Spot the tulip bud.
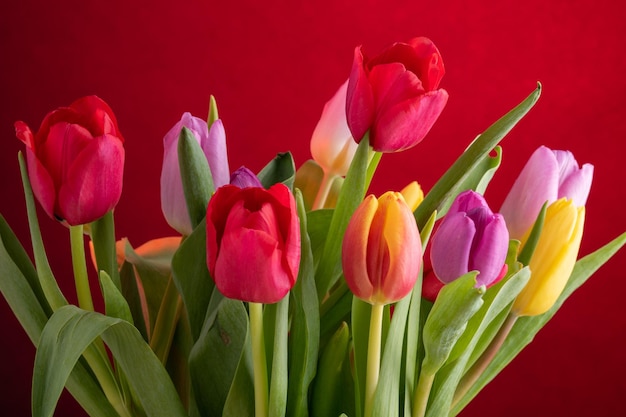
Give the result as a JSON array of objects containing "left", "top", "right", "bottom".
[
  {"left": 342, "top": 191, "right": 422, "bottom": 305},
  {"left": 311, "top": 80, "right": 359, "bottom": 176},
  {"left": 400, "top": 181, "right": 424, "bottom": 211},
  {"left": 500, "top": 146, "right": 593, "bottom": 240},
  {"left": 15, "top": 96, "right": 125, "bottom": 226},
  {"left": 346, "top": 37, "right": 449, "bottom": 152},
  {"left": 230, "top": 166, "right": 263, "bottom": 188},
  {"left": 206, "top": 184, "right": 300, "bottom": 303},
  {"left": 161, "top": 112, "right": 230, "bottom": 235},
  {"left": 430, "top": 190, "right": 509, "bottom": 288},
  {"left": 512, "top": 198, "right": 585, "bottom": 316}
]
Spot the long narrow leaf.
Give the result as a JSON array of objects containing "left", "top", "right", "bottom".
[
  {"left": 452, "top": 231, "right": 626, "bottom": 414},
  {"left": 415, "top": 84, "right": 541, "bottom": 228},
  {"left": 33, "top": 305, "right": 187, "bottom": 417}
]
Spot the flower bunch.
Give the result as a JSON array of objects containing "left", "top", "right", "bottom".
[{"left": 1, "top": 36, "right": 624, "bottom": 417}]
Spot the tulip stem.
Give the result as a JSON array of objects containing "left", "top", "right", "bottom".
[
  {"left": 412, "top": 370, "right": 435, "bottom": 417},
  {"left": 451, "top": 312, "right": 518, "bottom": 408},
  {"left": 249, "top": 302, "right": 269, "bottom": 417},
  {"left": 70, "top": 224, "right": 95, "bottom": 311},
  {"left": 312, "top": 171, "right": 337, "bottom": 210},
  {"left": 364, "top": 303, "right": 384, "bottom": 417}
]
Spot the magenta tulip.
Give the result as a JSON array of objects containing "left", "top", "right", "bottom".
[
  {"left": 342, "top": 191, "right": 422, "bottom": 305},
  {"left": 500, "top": 146, "right": 593, "bottom": 240},
  {"left": 206, "top": 184, "right": 300, "bottom": 303},
  {"left": 346, "top": 37, "right": 449, "bottom": 152},
  {"left": 15, "top": 96, "right": 125, "bottom": 225},
  {"left": 430, "top": 190, "right": 509, "bottom": 288},
  {"left": 161, "top": 112, "right": 230, "bottom": 235},
  {"left": 229, "top": 166, "right": 263, "bottom": 188}
]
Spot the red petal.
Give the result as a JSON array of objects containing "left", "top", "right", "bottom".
[{"left": 346, "top": 46, "right": 375, "bottom": 142}]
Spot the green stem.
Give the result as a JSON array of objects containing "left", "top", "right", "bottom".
[
  {"left": 364, "top": 303, "right": 384, "bottom": 417},
  {"left": 69, "top": 225, "right": 94, "bottom": 311},
  {"left": 249, "top": 302, "right": 269, "bottom": 417},
  {"left": 150, "top": 275, "right": 183, "bottom": 364},
  {"left": 452, "top": 312, "right": 518, "bottom": 408},
  {"left": 412, "top": 371, "right": 435, "bottom": 417},
  {"left": 82, "top": 344, "right": 132, "bottom": 417}
]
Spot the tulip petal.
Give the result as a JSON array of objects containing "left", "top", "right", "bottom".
[
  {"left": 203, "top": 120, "right": 230, "bottom": 187},
  {"left": 379, "top": 194, "right": 421, "bottom": 303},
  {"left": 41, "top": 122, "right": 93, "bottom": 190},
  {"left": 558, "top": 163, "right": 594, "bottom": 206},
  {"left": 346, "top": 46, "right": 375, "bottom": 143},
  {"left": 500, "top": 146, "right": 559, "bottom": 240},
  {"left": 342, "top": 195, "right": 378, "bottom": 300},
  {"left": 468, "top": 213, "right": 509, "bottom": 287},
  {"left": 58, "top": 134, "right": 124, "bottom": 225},
  {"left": 448, "top": 189, "right": 489, "bottom": 216},
  {"left": 69, "top": 96, "right": 124, "bottom": 139},
  {"left": 372, "top": 89, "right": 448, "bottom": 152},
  {"left": 430, "top": 212, "right": 475, "bottom": 283},
  {"left": 24, "top": 146, "right": 57, "bottom": 221}
]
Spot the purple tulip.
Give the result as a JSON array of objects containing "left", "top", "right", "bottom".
[
  {"left": 500, "top": 146, "right": 593, "bottom": 240},
  {"left": 430, "top": 190, "right": 509, "bottom": 287},
  {"left": 230, "top": 166, "right": 263, "bottom": 188},
  {"left": 161, "top": 112, "right": 229, "bottom": 235}
]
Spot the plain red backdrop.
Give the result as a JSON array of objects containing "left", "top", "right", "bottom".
[{"left": 1, "top": 0, "right": 625, "bottom": 416}]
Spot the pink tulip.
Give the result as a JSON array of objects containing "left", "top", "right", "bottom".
[
  {"left": 500, "top": 146, "right": 593, "bottom": 240},
  {"left": 430, "top": 191, "right": 509, "bottom": 288},
  {"left": 15, "top": 96, "right": 125, "bottom": 225},
  {"left": 310, "top": 80, "right": 358, "bottom": 176},
  {"left": 160, "top": 112, "right": 230, "bottom": 235},
  {"left": 206, "top": 184, "right": 300, "bottom": 303},
  {"left": 342, "top": 191, "right": 422, "bottom": 305},
  {"left": 346, "top": 37, "right": 449, "bottom": 152}
]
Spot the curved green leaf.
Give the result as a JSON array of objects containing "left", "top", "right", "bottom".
[
  {"left": 258, "top": 152, "right": 296, "bottom": 189},
  {"left": 33, "top": 305, "right": 187, "bottom": 417}
]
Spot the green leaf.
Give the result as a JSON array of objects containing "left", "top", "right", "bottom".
[
  {"left": 178, "top": 126, "right": 214, "bottom": 229},
  {"left": 258, "top": 152, "right": 296, "bottom": 190},
  {"left": 171, "top": 218, "right": 216, "bottom": 342},
  {"left": 286, "top": 189, "right": 320, "bottom": 417},
  {"left": 372, "top": 291, "right": 412, "bottom": 417},
  {"left": 415, "top": 84, "right": 541, "bottom": 228},
  {"left": 33, "top": 305, "right": 186, "bottom": 417},
  {"left": 99, "top": 270, "right": 133, "bottom": 323},
  {"left": 426, "top": 268, "right": 530, "bottom": 417},
  {"left": 90, "top": 211, "right": 121, "bottom": 289},
  {"left": 311, "top": 322, "right": 352, "bottom": 417},
  {"left": 0, "top": 218, "right": 120, "bottom": 417},
  {"left": 208, "top": 94, "right": 219, "bottom": 128},
  {"left": 18, "top": 152, "right": 67, "bottom": 310},
  {"left": 451, "top": 231, "right": 626, "bottom": 415},
  {"left": 306, "top": 208, "right": 334, "bottom": 262},
  {"left": 119, "top": 261, "right": 149, "bottom": 340},
  {"left": 351, "top": 297, "right": 372, "bottom": 417},
  {"left": 421, "top": 272, "right": 484, "bottom": 375},
  {"left": 517, "top": 202, "right": 547, "bottom": 266},
  {"left": 315, "top": 136, "right": 372, "bottom": 299},
  {"left": 223, "top": 319, "right": 255, "bottom": 417},
  {"left": 188, "top": 298, "right": 248, "bottom": 416}
]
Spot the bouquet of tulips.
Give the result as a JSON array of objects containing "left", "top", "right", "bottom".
[{"left": 1, "top": 37, "right": 624, "bottom": 417}]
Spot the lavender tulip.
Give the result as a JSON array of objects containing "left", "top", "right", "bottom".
[
  {"left": 500, "top": 146, "right": 593, "bottom": 240},
  {"left": 430, "top": 190, "right": 509, "bottom": 288},
  {"left": 161, "top": 112, "right": 229, "bottom": 235}
]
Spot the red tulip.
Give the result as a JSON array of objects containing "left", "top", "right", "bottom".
[
  {"left": 346, "top": 37, "right": 448, "bottom": 152},
  {"left": 15, "top": 96, "right": 125, "bottom": 225},
  {"left": 206, "top": 184, "right": 301, "bottom": 303}
]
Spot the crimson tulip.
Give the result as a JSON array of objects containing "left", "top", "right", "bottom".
[
  {"left": 430, "top": 190, "right": 509, "bottom": 288},
  {"left": 206, "top": 184, "right": 300, "bottom": 303},
  {"left": 15, "top": 96, "right": 124, "bottom": 225},
  {"left": 346, "top": 37, "right": 449, "bottom": 152},
  {"left": 342, "top": 191, "right": 422, "bottom": 305}
]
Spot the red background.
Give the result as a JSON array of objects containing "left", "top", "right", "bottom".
[{"left": 1, "top": 0, "right": 625, "bottom": 415}]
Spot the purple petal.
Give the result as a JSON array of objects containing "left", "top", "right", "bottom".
[
  {"left": 230, "top": 166, "right": 263, "bottom": 188},
  {"left": 448, "top": 190, "right": 489, "bottom": 217},
  {"left": 202, "top": 119, "right": 230, "bottom": 187},
  {"left": 430, "top": 212, "right": 475, "bottom": 283},
  {"left": 468, "top": 213, "right": 509, "bottom": 287}
]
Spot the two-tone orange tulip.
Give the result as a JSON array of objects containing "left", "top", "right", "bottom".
[{"left": 342, "top": 191, "right": 421, "bottom": 305}]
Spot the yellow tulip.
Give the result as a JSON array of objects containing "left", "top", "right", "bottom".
[
  {"left": 400, "top": 181, "right": 424, "bottom": 212},
  {"left": 512, "top": 198, "right": 585, "bottom": 316}
]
